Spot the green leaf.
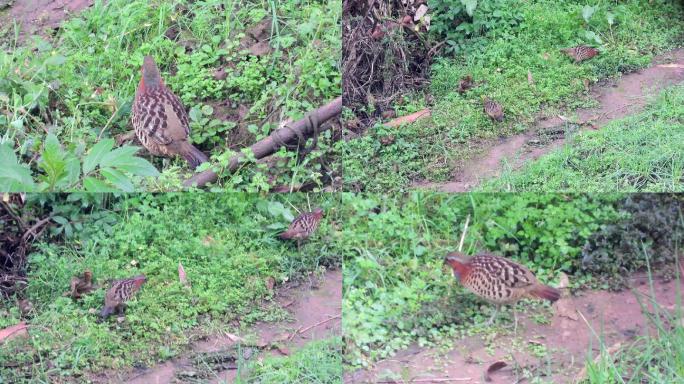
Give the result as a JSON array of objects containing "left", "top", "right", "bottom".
[
  {"left": 113, "top": 157, "right": 160, "bottom": 177},
  {"left": 0, "top": 143, "right": 35, "bottom": 191},
  {"left": 83, "top": 139, "right": 114, "bottom": 174},
  {"left": 460, "top": 0, "right": 478, "bottom": 17},
  {"left": 189, "top": 106, "right": 202, "bottom": 122},
  {"left": 39, "top": 134, "right": 67, "bottom": 189},
  {"left": 100, "top": 167, "right": 134, "bottom": 192},
  {"left": 201, "top": 105, "right": 214, "bottom": 115},
  {"left": 83, "top": 177, "right": 119, "bottom": 192},
  {"left": 45, "top": 54, "right": 67, "bottom": 66},
  {"left": 582, "top": 5, "right": 596, "bottom": 23}
]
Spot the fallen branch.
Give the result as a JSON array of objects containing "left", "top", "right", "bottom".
[
  {"left": 21, "top": 216, "right": 53, "bottom": 243},
  {"left": 183, "top": 96, "right": 342, "bottom": 188},
  {"left": 288, "top": 314, "right": 341, "bottom": 341}
]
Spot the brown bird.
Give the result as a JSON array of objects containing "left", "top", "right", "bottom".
[
  {"left": 132, "top": 56, "right": 208, "bottom": 168},
  {"left": 457, "top": 75, "right": 474, "bottom": 94},
  {"left": 64, "top": 270, "right": 96, "bottom": 300},
  {"left": 482, "top": 96, "right": 504, "bottom": 122},
  {"left": 99, "top": 275, "right": 146, "bottom": 321},
  {"left": 280, "top": 208, "right": 324, "bottom": 250},
  {"left": 560, "top": 45, "right": 599, "bottom": 63},
  {"left": 444, "top": 252, "right": 560, "bottom": 328}
]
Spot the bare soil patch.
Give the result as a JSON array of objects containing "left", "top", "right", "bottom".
[
  {"left": 417, "top": 48, "right": 684, "bottom": 192},
  {"left": 96, "top": 269, "right": 342, "bottom": 384},
  {"left": 0, "top": 0, "right": 93, "bottom": 40},
  {"left": 346, "top": 274, "right": 682, "bottom": 383}
]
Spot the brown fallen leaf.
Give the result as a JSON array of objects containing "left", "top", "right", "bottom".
[
  {"left": 583, "top": 78, "right": 590, "bottom": 92},
  {"left": 557, "top": 271, "right": 570, "bottom": 290},
  {"left": 0, "top": 322, "right": 28, "bottom": 343},
  {"left": 179, "top": 261, "right": 191, "bottom": 288},
  {"left": 223, "top": 332, "right": 246, "bottom": 343},
  {"left": 527, "top": 70, "right": 534, "bottom": 85},
  {"left": 484, "top": 361, "right": 507, "bottom": 382}
]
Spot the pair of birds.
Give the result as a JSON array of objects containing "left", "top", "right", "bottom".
[
  {"left": 444, "top": 252, "right": 561, "bottom": 327},
  {"left": 463, "top": 45, "right": 600, "bottom": 123},
  {"left": 96, "top": 208, "right": 325, "bottom": 321}
]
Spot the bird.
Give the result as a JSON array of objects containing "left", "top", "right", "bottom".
[
  {"left": 444, "top": 252, "right": 560, "bottom": 330},
  {"left": 560, "top": 45, "right": 599, "bottom": 63},
  {"left": 64, "top": 270, "right": 96, "bottom": 300},
  {"left": 132, "top": 56, "right": 208, "bottom": 169},
  {"left": 279, "top": 208, "right": 324, "bottom": 250},
  {"left": 457, "top": 75, "right": 474, "bottom": 94},
  {"left": 99, "top": 274, "right": 146, "bottom": 321},
  {"left": 482, "top": 96, "right": 504, "bottom": 122}
]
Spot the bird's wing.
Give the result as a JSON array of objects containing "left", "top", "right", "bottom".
[{"left": 490, "top": 258, "right": 536, "bottom": 289}]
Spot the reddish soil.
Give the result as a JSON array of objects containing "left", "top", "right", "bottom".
[
  {"left": 0, "top": 0, "right": 93, "bottom": 40},
  {"left": 418, "top": 49, "right": 684, "bottom": 192},
  {"left": 100, "top": 269, "right": 342, "bottom": 384},
  {"left": 346, "top": 274, "right": 683, "bottom": 384}
]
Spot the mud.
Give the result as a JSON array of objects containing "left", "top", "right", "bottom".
[
  {"left": 0, "top": 0, "right": 93, "bottom": 40},
  {"left": 100, "top": 269, "right": 342, "bottom": 384},
  {"left": 419, "top": 48, "right": 684, "bottom": 192},
  {"left": 346, "top": 274, "right": 682, "bottom": 383}
]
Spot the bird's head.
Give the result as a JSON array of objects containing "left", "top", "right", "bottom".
[
  {"left": 140, "top": 56, "right": 163, "bottom": 89},
  {"left": 312, "top": 207, "right": 324, "bottom": 217},
  {"left": 444, "top": 251, "right": 470, "bottom": 281},
  {"left": 131, "top": 274, "right": 147, "bottom": 290}
]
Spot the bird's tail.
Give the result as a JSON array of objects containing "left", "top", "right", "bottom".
[
  {"left": 529, "top": 284, "right": 561, "bottom": 303},
  {"left": 279, "top": 230, "right": 295, "bottom": 240},
  {"left": 180, "top": 142, "right": 209, "bottom": 169}
]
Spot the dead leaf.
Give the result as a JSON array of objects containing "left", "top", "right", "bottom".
[
  {"left": 223, "top": 332, "right": 246, "bottom": 343},
  {"left": 0, "top": 322, "right": 28, "bottom": 343},
  {"left": 527, "top": 70, "right": 534, "bottom": 85},
  {"left": 556, "top": 299, "right": 578, "bottom": 321},
  {"left": 583, "top": 78, "right": 590, "bottom": 92},
  {"left": 276, "top": 345, "right": 290, "bottom": 355},
  {"left": 248, "top": 40, "right": 272, "bottom": 57},
  {"left": 379, "top": 136, "right": 395, "bottom": 145},
  {"left": 213, "top": 68, "right": 227, "bottom": 81},
  {"left": 484, "top": 361, "right": 507, "bottom": 382},
  {"left": 414, "top": 4, "right": 428, "bottom": 21},
  {"left": 179, "top": 261, "right": 190, "bottom": 287},
  {"left": 202, "top": 235, "right": 215, "bottom": 246}
]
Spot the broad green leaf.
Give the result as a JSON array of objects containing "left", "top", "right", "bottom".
[
  {"left": 0, "top": 143, "right": 35, "bottom": 191},
  {"left": 189, "top": 106, "right": 202, "bottom": 122},
  {"left": 460, "top": 0, "right": 477, "bottom": 17},
  {"left": 83, "top": 177, "right": 119, "bottom": 192},
  {"left": 83, "top": 139, "right": 115, "bottom": 174},
  {"left": 99, "top": 145, "right": 140, "bottom": 167},
  {"left": 201, "top": 105, "right": 214, "bottom": 115},
  {"left": 100, "top": 167, "right": 134, "bottom": 192},
  {"left": 112, "top": 156, "right": 159, "bottom": 177},
  {"left": 45, "top": 54, "right": 67, "bottom": 66},
  {"left": 39, "top": 134, "right": 67, "bottom": 189},
  {"left": 582, "top": 5, "right": 596, "bottom": 23}
]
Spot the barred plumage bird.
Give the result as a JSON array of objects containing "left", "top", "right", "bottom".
[
  {"left": 100, "top": 275, "right": 146, "bottom": 321},
  {"left": 457, "top": 75, "right": 474, "bottom": 94},
  {"left": 280, "top": 208, "right": 324, "bottom": 249},
  {"left": 483, "top": 96, "right": 504, "bottom": 122},
  {"left": 560, "top": 45, "right": 599, "bottom": 63},
  {"left": 444, "top": 252, "right": 560, "bottom": 327},
  {"left": 132, "top": 56, "right": 208, "bottom": 168}
]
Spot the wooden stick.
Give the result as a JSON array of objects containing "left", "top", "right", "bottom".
[
  {"left": 383, "top": 108, "right": 431, "bottom": 128},
  {"left": 183, "top": 96, "right": 342, "bottom": 188}
]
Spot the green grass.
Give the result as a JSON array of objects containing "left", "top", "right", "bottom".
[
  {"left": 0, "top": 0, "right": 340, "bottom": 191},
  {"left": 342, "top": 0, "right": 684, "bottom": 192},
  {"left": 0, "top": 193, "right": 342, "bottom": 382},
  {"left": 479, "top": 84, "right": 684, "bottom": 192},
  {"left": 235, "top": 337, "right": 342, "bottom": 384}
]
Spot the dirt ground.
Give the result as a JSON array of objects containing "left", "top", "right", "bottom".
[
  {"left": 92, "top": 269, "right": 342, "bottom": 384},
  {"left": 416, "top": 48, "right": 684, "bottom": 192},
  {"left": 0, "top": 0, "right": 93, "bottom": 40},
  {"left": 346, "top": 273, "right": 682, "bottom": 384}
]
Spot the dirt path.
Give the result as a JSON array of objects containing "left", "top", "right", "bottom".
[
  {"left": 346, "top": 274, "right": 682, "bottom": 383},
  {"left": 94, "top": 270, "right": 342, "bottom": 384},
  {"left": 0, "top": 0, "right": 93, "bottom": 41},
  {"left": 417, "top": 48, "right": 684, "bottom": 192}
]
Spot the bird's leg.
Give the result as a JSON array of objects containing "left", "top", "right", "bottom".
[{"left": 486, "top": 304, "right": 501, "bottom": 326}]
